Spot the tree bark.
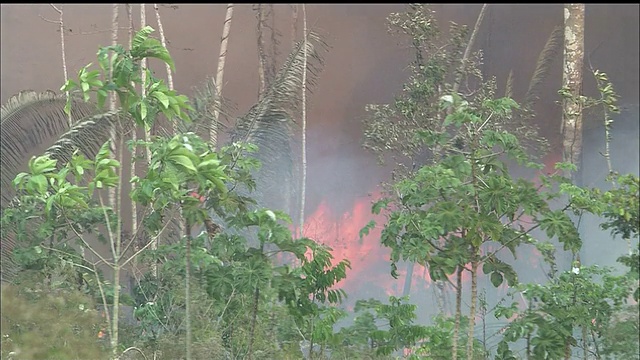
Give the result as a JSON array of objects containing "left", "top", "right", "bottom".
[
  {"left": 109, "top": 5, "right": 119, "bottom": 210},
  {"left": 211, "top": 3, "right": 234, "bottom": 149},
  {"left": 466, "top": 258, "right": 479, "bottom": 360},
  {"left": 561, "top": 4, "right": 585, "bottom": 175},
  {"left": 452, "top": 266, "right": 463, "bottom": 360},
  {"left": 153, "top": 4, "right": 175, "bottom": 133},
  {"left": 299, "top": 4, "right": 308, "bottom": 237},
  {"left": 256, "top": 5, "right": 267, "bottom": 98},
  {"left": 49, "top": 4, "right": 71, "bottom": 126}
]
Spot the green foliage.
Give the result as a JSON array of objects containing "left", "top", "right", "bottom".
[
  {"left": 61, "top": 26, "right": 192, "bottom": 129},
  {"left": 495, "top": 265, "right": 634, "bottom": 359}
]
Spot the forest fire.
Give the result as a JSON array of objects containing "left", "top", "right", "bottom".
[{"left": 300, "top": 149, "right": 565, "bottom": 301}]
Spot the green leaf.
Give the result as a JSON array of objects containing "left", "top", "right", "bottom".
[
  {"left": 491, "top": 271, "right": 504, "bottom": 287},
  {"left": 169, "top": 154, "right": 196, "bottom": 173},
  {"left": 152, "top": 91, "right": 170, "bottom": 109},
  {"left": 140, "top": 101, "right": 148, "bottom": 121},
  {"left": 29, "top": 174, "right": 48, "bottom": 194}
]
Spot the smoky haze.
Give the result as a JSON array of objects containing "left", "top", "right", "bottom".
[{"left": 1, "top": 3, "right": 638, "bottom": 335}]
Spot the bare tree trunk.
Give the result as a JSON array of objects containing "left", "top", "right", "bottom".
[
  {"left": 256, "top": 4, "right": 266, "bottom": 97},
  {"left": 126, "top": 3, "right": 137, "bottom": 251},
  {"left": 111, "top": 122, "right": 126, "bottom": 360},
  {"left": 109, "top": 5, "right": 119, "bottom": 210},
  {"left": 185, "top": 219, "right": 193, "bottom": 360},
  {"left": 153, "top": 4, "right": 175, "bottom": 133},
  {"left": 402, "top": 263, "right": 413, "bottom": 297},
  {"left": 466, "top": 257, "right": 479, "bottom": 360},
  {"left": 248, "top": 6, "right": 267, "bottom": 359},
  {"left": 138, "top": 4, "right": 158, "bottom": 279},
  {"left": 290, "top": 4, "right": 298, "bottom": 47},
  {"left": 299, "top": 4, "right": 308, "bottom": 237},
  {"left": 211, "top": 3, "right": 234, "bottom": 149},
  {"left": 268, "top": 4, "right": 278, "bottom": 82},
  {"left": 49, "top": 4, "right": 71, "bottom": 126},
  {"left": 561, "top": 4, "right": 585, "bottom": 175},
  {"left": 452, "top": 266, "right": 463, "bottom": 360}
]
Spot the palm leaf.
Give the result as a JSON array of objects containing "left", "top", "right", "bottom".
[
  {"left": 230, "top": 31, "right": 327, "bottom": 212},
  {"left": 0, "top": 91, "right": 127, "bottom": 282},
  {"left": 171, "top": 76, "right": 233, "bottom": 140},
  {"left": 524, "top": 26, "right": 562, "bottom": 108},
  {"left": 1, "top": 91, "right": 98, "bottom": 207}
]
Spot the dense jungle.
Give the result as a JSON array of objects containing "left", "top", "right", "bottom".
[{"left": 0, "top": 4, "right": 638, "bottom": 360}]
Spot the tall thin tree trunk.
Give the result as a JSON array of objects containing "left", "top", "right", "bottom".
[
  {"left": 126, "top": 3, "right": 137, "bottom": 252},
  {"left": 247, "top": 7, "right": 269, "bottom": 358},
  {"left": 256, "top": 5, "right": 267, "bottom": 98},
  {"left": 290, "top": 4, "right": 298, "bottom": 48},
  {"left": 111, "top": 122, "right": 126, "bottom": 360},
  {"left": 267, "top": 4, "right": 278, "bottom": 82},
  {"left": 402, "top": 263, "right": 413, "bottom": 297},
  {"left": 153, "top": 4, "right": 175, "bottom": 133},
  {"left": 109, "top": 5, "right": 119, "bottom": 209},
  {"left": 561, "top": 4, "right": 585, "bottom": 175},
  {"left": 138, "top": 4, "right": 156, "bottom": 279},
  {"left": 466, "top": 257, "right": 479, "bottom": 360},
  {"left": 211, "top": 3, "right": 234, "bottom": 149},
  {"left": 185, "top": 220, "right": 193, "bottom": 360},
  {"left": 247, "top": 241, "right": 265, "bottom": 360},
  {"left": 452, "top": 266, "right": 463, "bottom": 360},
  {"left": 299, "top": 4, "right": 308, "bottom": 237},
  {"left": 50, "top": 4, "right": 71, "bottom": 126}
]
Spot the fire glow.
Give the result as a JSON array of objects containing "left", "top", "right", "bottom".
[{"left": 299, "top": 151, "right": 564, "bottom": 299}]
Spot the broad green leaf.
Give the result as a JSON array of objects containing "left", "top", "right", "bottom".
[{"left": 168, "top": 154, "right": 196, "bottom": 173}]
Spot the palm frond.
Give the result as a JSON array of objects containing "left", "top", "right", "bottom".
[
  {"left": 231, "top": 31, "right": 327, "bottom": 145},
  {"left": 171, "top": 77, "right": 234, "bottom": 140},
  {"left": 229, "top": 31, "right": 328, "bottom": 212},
  {"left": 1, "top": 91, "right": 98, "bottom": 207},
  {"left": 44, "top": 110, "right": 126, "bottom": 165},
  {"left": 524, "top": 26, "right": 562, "bottom": 108}
]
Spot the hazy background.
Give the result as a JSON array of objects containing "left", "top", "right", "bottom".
[{"left": 2, "top": 4, "right": 638, "bottom": 333}]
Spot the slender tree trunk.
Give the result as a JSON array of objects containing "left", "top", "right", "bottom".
[
  {"left": 299, "top": 4, "right": 308, "bottom": 237},
  {"left": 109, "top": 5, "right": 119, "bottom": 209},
  {"left": 402, "top": 263, "right": 414, "bottom": 297},
  {"left": 111, "top": 123, "right": 125, "bottom": 360},
  {"left": 452, "top": 266, "right": 463, "bottom": 360},
  {"left": 126, "top": 4, "right": 137, "bottom": 254},
  {"left": 138, "top": 4, "right": 157, "bottom": 279},
  {"left": 50, "top": 4, "right": 71, "bottom": 126},
  {"left": 267, "top": 4, "right": 278, "bottom": 82},
  {"left": 185, "top": 219, "right": 193, "bottom": 360},
  {"left": 256, "top": 4, "right": 267, "bottom": 98},
  {"left": 466, "top": 257, "right": 479, "bottom": 360},
  {"left": 153, "top": 4, "right": 175, "bottom": 133},
  {"left": 247, "top": 242, "right": 265, "bottom": 360},
  {"left": 290, "top": 4, "right": 298, "bottom": 47},
  {"left": 561, "top": 4, "right": 585, "bottom": 175},
  {"left": 211, "top": 3, "right": 234, "bottom": 148}
]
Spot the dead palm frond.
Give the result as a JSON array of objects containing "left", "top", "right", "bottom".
[
  {"left": 230, "top": 31, "right": 327, "bottom": 211},
  {"left": 524, "top": 26, "right": 563, "bottom": 109}
]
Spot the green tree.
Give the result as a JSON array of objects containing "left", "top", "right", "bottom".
[{"left": 361, "top": 90, "right": 590, "bottom": 360}]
